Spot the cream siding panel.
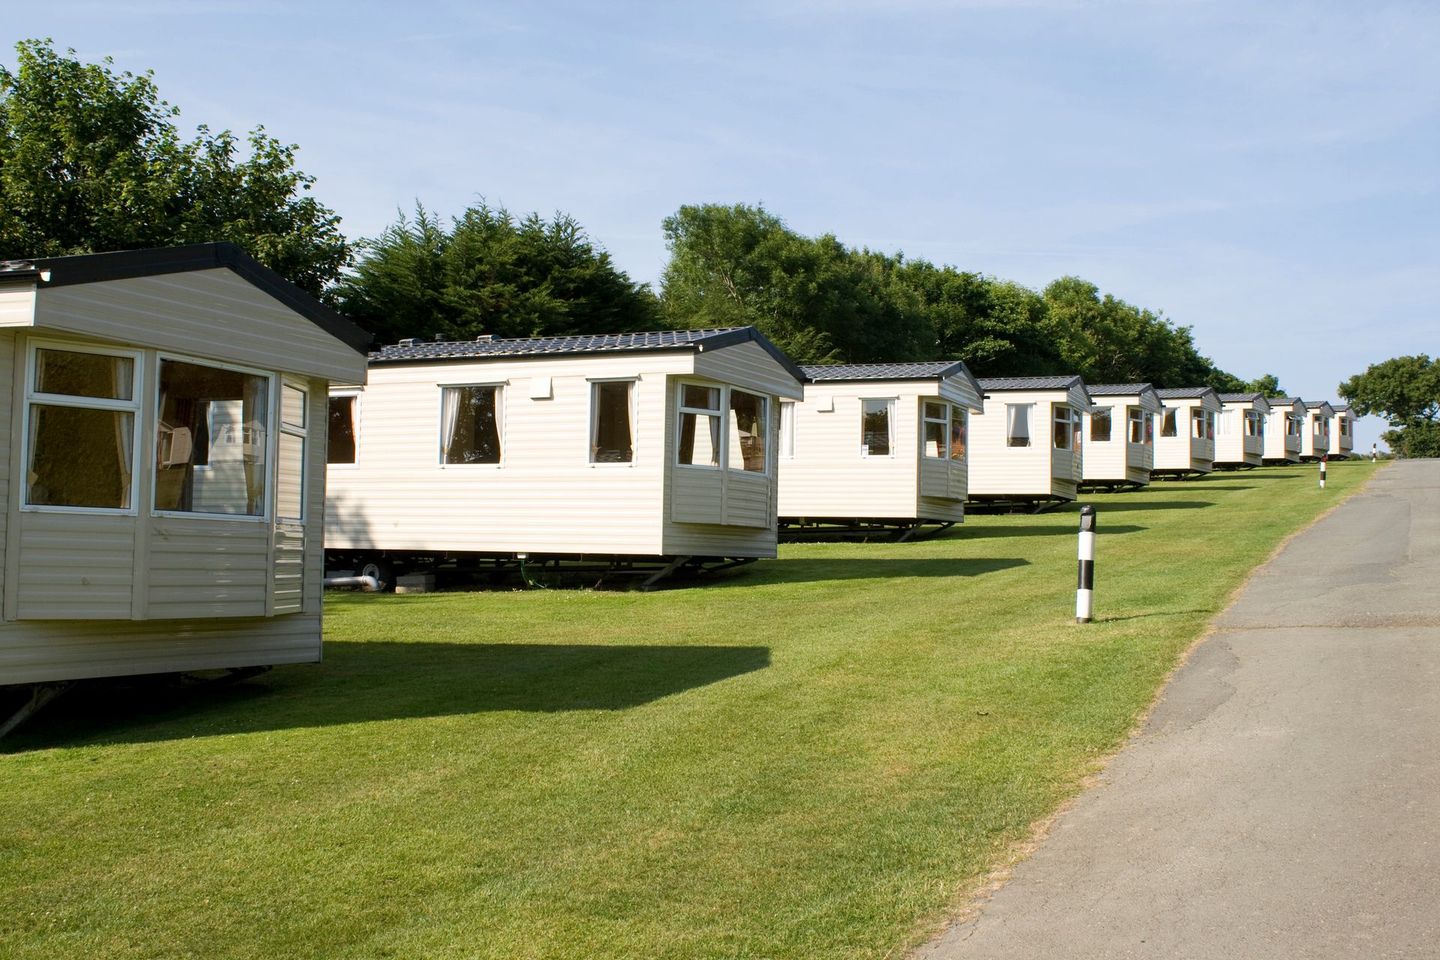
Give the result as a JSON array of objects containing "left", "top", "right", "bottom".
[
  {"left": 0, "top": 283, "right": 37, "bottom": 327},
  {"left": 14, "top": 513, "right": 136, "bottom": 619},
  {"left": 671, "top": 468, "right": 726, "bottom": 525},
  {"left": 1083, "top": 396, "right": 1156, "bottom": 484},
  {"left": 723, "top": 472, "right": 773, "bottom": 528},
  {"left": 145, "top": 519, "right": 270, "bottom": 618},
  {"left": 0, "top": 614, "right": 320, "bottom": 685},
  {"left": 0, "top": 332, "right": 13, "bottom": 613},
  {"left": 273, "top": 523, "right": 305, "bottom": 614},
  {"left": 33, "top": 270, "right": 366, "bottom": 383},
  {"left": 1154, "top": 401, "right": 1215, "bottom": 473},
  {"left": 968, "top": 390, "right": 1078, "bottom": 499},
  {"left": 918, "top": 456, "right": 950, "bottom": 498},
  {"left": 692, "top": 340, "right": 804, "bottom": 400},
  {"left": 326, "top": 354, "right": 686, "bottom": 556}
]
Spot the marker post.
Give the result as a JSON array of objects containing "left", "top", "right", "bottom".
[
  {"left": 1076, "top": 505, "right": 1096, "bottom": 624},
  {"left": 1319, "top": 457, "right": 1327, "bottom": 490}
]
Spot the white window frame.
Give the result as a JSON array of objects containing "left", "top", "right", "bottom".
[
  {"left": 277, "top": 379, "right": 308, "bottom": 523},
  {"left": 1090, "top": 406, "right": 1114, "bottom": 443},
  {"left": 676, "top": 380, "right": 724, "bottom": 470},
  {"left": 779, "top": 400, "right": 796, "bottom": 459},
  {"left": 921, "top": 399, "right": 950, "bottom": 460},
  {"left": 438, "top": 382, "right": 506, "bottom": 468},
  {"left": 1126, "top": 406, "right": 1146, "bottom": 444},
  {"left": 860, "top": 397, "right": 897, "bottom": 458},
  {"left": 153, "top": 352, "right": 277, "bottom": 523},
  {"left": 1161, "top": 408, "right": 1178, "bottom": 438},
  {"left": 327, "top": 389, "right": 362, "bottom": 468},
  {"left": 588, "top": 377, "right": 637, "bottom": 467},
  {"left": 729, "top": 387, "right": 770, "bottom": 474},
  {"left": 20, "top": 338, "right": 144, "bottom": 516},
  {"left": 1052, "top": 404, "right": 1074, "bottom": 451},
  {"left": 950, "top": 407, "right": 968, "bottom": 462},
  {"left": 1006, "top": 403, "right": 1033, "bottom": 448}
]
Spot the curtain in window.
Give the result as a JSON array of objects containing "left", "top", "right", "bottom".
[
  {"left": 242, "top": 375, "right": 269, "bottom": 515},
  {"left": 1007, "top": 404, "right": 1030, "bottom": 447},
  {"left": 112, "top": 358, "right": 134, "bottom": 504},
  {"left": 440, "top": 388, "right": 461, "bottom": 462}
]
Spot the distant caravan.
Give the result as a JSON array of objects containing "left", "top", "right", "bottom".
[
  {"left": 1263, "top": 397, "right": 1306, "bottom": 465},
  {"left": 1214, "top": 393, "right": 1271, "bottom": 468},
  {"left": 1152, "top": 387, "right": 1220, "bottom": 478},
  {"left": 1081, "top": 384, "right": 1163, "bottom": 490},
  {"left": 967, "top": 376, "right": 1091, "bottom": 511}
]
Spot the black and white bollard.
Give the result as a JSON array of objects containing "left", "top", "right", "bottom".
[
  {"left": 1319, "top": 458, "right": 1327, "bottom": 490},
  {"left": 1076, "top": 505, "right": 1096, "bottom": 624}
]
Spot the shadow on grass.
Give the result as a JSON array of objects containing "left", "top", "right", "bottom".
[
  {"left": 1085, "top": 499, "right": 1214, "bottom": 512},
  {"left": 954, "top": 523, "right": 1146, "bottom": 539},
  {"left": 748, "top": 556, "right": 1029, "bottom": 585},
  {"left": 3, "top": 642, "right": 771, "bottom": 751},
  {"left": 1095, "top": 609, "right": 1212, "bottom": 624}
]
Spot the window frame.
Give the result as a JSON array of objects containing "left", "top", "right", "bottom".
[
  {"left": 1161, "top": 408, "right": 1178, "bottom": 438},
  {"left": 675, "top": 380, "right": 725, "bottom": 470},
  {"left": 729, "top": 387, "right": 770, "bottom": 474},
  {"left": 20, "top": 339, "right": 145, "bottom": 516},
  {"left": 779, "top": 400, "right": 796, "bottom": 460},
  {"left": 277, "top": 379, "right": 308, "bottom": 523},
  {"left": 921, "top": 399, "right": 950, "bottom": 460},
  {"left": 588, "top": 378, "right": 637, "bottom": 466},
  {"left": 437, "top": 381, "right": 506, "bottom": 468},
  {"left": 1126, "top": 406, "right": 1147, "bottom": 444},
  {"left": 327, "top": 389, "right": 362, "bottom": 467},
  {"left": 153, "top": 352, "right": 277, "bottom": 523},
  {"left": 860, "top": 397, "right": 897, "bottom": 458},
  {"left": 1052, "top": 404, "right": 1074, "bottom": 451},
  {"left": 1091, "top": 406, "right": 1113, "bottom": 443},
  {"left": 1006, "top": 403, "right": 1033, "bottom": 448}
]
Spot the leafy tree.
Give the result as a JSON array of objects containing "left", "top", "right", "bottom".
[
  {"left": 0, "top": 38, "right": 348, "bottom": 294},
  {"left": 1340, "top": 355, "right": 1440, "bottom": 457},
  {"left": 899, "top": 261, "right": 1060, "bottom": 376},
  {"left": 336, "top": 202, "right": 660, "bottom": 344},
  {"left": 1241, "top": 374, "right": 1286, "bottom": 397}
]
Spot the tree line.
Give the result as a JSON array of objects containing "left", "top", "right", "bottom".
[{"left": 26, "top": 37, "right": 1440, "bottom": 449}]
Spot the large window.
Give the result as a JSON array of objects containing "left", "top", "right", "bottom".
[
  {"left": 441, "top": 385, "right": 502, "bottom": 464},
  {"left": 25, "top": 345, "right": 140, "bottom": 510},
  {"left": 156, "top": 358, "right": 269, "bottom": 516},
  {"left": 1193, "top": 409, "right": 1214, "bottom": 440},
  {"left": 730, "top": 390, "right": 768, "bottom": 472},
  {"left": 950, "top": 408, "right": 967, "bottom": 460},
  {"left": 328, "top": 394, "right": 358, "bottom": 464},
  {"left": 861, "top": 399, "right": 893, "bottom": 456},
  {"left": 1091, "top": 407, "right": 1113, "bottom": 442},
  {"left": 1127, "top": 407, "right": 1149, "bottom": 444},
  {"left": 1006, "top": 404, "right": 1031, "bottom": 448},
  {"left": 1243, "top": 410, "right": 1262, "bottom": 437},
  {"left": 923, "top": 401, "right": 949, "bottom": 458},
  {"left": 678, "top": 384, "right": 721, "bottom": 467},
  {"left": 1161, "top": 409, "right": 1178, "bottom": 438},
  {"left": 1053, "top": 405, "right": 1073, "bottom": 450},
  {"left": 591, "top": 381, "right": 634, "bottom": 463}
]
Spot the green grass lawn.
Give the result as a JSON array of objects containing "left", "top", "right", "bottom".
[{"left": 1, "top": 460, "right": 1376, "bottom": 959}]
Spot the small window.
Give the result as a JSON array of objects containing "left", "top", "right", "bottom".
[
  {"left": 730, "top": 390, "right": 768, "bottom": 472},
  {"left": 779, "top": 401, "right": 796, "bottom": 459},
  {"left": 25, "top": 346, "right": 140, "bottom": 510},
  {"left": 1006, "top": 404, "right": 1031, "bottom": 448},
  {"left": 441, "top": 385, "right": 502, "bottom": 465},
  {"left": 950, "top": 408, "right": 967, "bottom": 461},
  {"left": 923, "top": 401, "right": 949, "bottom": 458},
  {"left": 155, "top": 358, "right": 270, "bottom": 516},
  {"left": 1053, "top": 406, "right": 1073, "bottom": 450},
  {"left": 861, "top": 399, "right": 893, "bottom": 456},
  {"left": 1192, "top": 409, "right": 1208, "bottom": 440},
  {"left": 1243, "top": 410, "right": 1261, "bottom": 437},
  {"left": 1127, "top": 407, "right": 1146, "bottom": 444},
  {"left": 1091, "top": 408, "right": 1113, "bottom": 442},
  {"left": 1161, "top": 409, "right": 1178, "bottom": 438},
  {"left": 1340, "top": 418, "right": 1350, "bottom": 437},
  {"left": 328, "top": 395, "right": 358, "bottom": 464},
  {"left": 678, "top": 384, "right": 721, "bottom": 467},
  {"left": 591, "top": 381, "right": 634, "bottom": 463}
]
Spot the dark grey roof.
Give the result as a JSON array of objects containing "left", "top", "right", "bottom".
[
  {"left": 1304, "top": 400, "right": 1336, "bottom": 410},
  {"left": 1155, "top": 386, "right": 1218, "bottom": 399},
  {"left": 1271, "top": 396, "right": 1303, "bottom": 406},
  {"left": 1086, "top": 383, "right": 1153, "bottom": 396},
  {"left": 802, "top": 361, "right": 968, "bottom": 382},
  {"left": 10, "top": 242, "right": 371, "bottom": 354},
  {"left": 978, "top": 375, "right": 1083, "bottom": 391},
  {"left": 1332, "top": 403, "right": 1351, "bottom": 413},
  {"left": 1219, "top": 392, "right": 1266, "bottom": 403},
  {"left": 370, "top": 325, "right": 806, "bottom": 383}
]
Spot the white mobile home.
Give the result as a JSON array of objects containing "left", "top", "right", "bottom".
[
  {"left": 968, "top": 376, "right": 1090, "bottom": 506},
  {"left": 1329, "top": 404, "right": 1354, "bottom": 458},
  {"left": 776, "top": 361, "right": 984, "bottom": 535},
  {"left": 1302, "top": 400, "right": 1335, "bottom": 460},
  {"left": 1153, "top": 387, "right": 1220, "bottom": 477},
  {"left": 1215, "top": 393, "right": 1272, "bottom": 467},
  {"left": 1263, "top": 397, "right": 1306, "bottom": 464},
  {"left": 324, "top": 327, "right": 805, "bottom": 579},
  {"left": 1081, "top": 384, "right": 1162, "bottom": 489},
  {"left": 0, "top": 243, "right": 370, "bottom": 688}
]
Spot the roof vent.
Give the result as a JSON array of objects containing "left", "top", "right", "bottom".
[
  {"left": 397, "top": 337, "right": 417, "bottom": 347},
  {"left": 434, "top": 333, "right": 446, "bottom": 342},
  {"left": 475, "top": 334, "right": 494, "bottom": 343}
]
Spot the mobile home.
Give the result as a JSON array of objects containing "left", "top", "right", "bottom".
[
  {"left": 1302, "top": 400, "right": 1335, "bottom": 460},
  {"left": 1262, "top": 396, "right": 1306, "bottom": 464},
  {"left": 776, "top": 361, "right": 984, "bottom": 536},
  {"left": 324, "top": 327, "right": 805, "bottom": 582},
  {"left": 968, "top": 376, "right": 1090, "bottom": 506},
  {"left": 1329, "top": 404, "right": 1355, "bottom": 458},
  {"left": 1214, "top": 393, "right": 1272, "bottom": 468},
  {"left": 0, "top": 243, "right": 370, "bottom": 689},
  {"left": 1081, "top": 384, "right": 1162, "bottom": 489},
  {"left": 1153, "top": 387, "right": 1221, "bottom": 477}
]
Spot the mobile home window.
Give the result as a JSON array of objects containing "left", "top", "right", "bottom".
[
  {"left": 1006, "top": 404, "right": 1031, "bottom": 448},
  {"left": 950, "top": 408, "right": 967, "bottom": 460},
  {"left": 678, "top": 384, "right": 721, "bottom": 467},
  {"left": 922, "top": 401, "right": 949, "bottom": 458},
  {"left": 328, "top": 394, "right": 358, "bottom": 464},
  {"left": 1127, "top": 407, "right": 1147, "bottom": 443},
  {"left": 1091, "top": 408, "right": 1112, "bottom": 442},
  {"left": 861, "top": 399, "right": 894, "bottom": 456},
  {"left": 1243, "top": 410, "right": 1261, "bottom": 437},
  {"left": 779, "top": 401, "right": 796, "bottom": 458},
  {"left": 1053, "top": 406, "right": 1073, "bottom": 450},
  {"left": 1340, "top": 417, "right": 1350, "bottom": 437},
  {"left": 1161, "top": 409, "right": 1178, "bottom": 438},
  {"left": 441, "top": 385, "right": 502, "bottom": 465},
  {"left": 25, "top": 345, "right": 140, "bottom": 510},
  {"left": 590, "top": 380, "right": 634, "bottom": 463},
  {"left": 155, "top": 359, "right": 270, "bottom": 516},
  {"left": 729, "top": 389, "right": 768, "bottom": 472},
  {"left": 1286, "top": 414, "right": 1301, "bottom": 437},
  {"left": 1192, "top": 409, "right": 1209, "bottom": 440},
  {"left": 278, "top": 383, "right": 307, "bottom": 521}
]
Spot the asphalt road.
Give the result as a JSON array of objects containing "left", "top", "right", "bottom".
[{"left": 917, "top": 459, "right": 1440, "bottom": 959}]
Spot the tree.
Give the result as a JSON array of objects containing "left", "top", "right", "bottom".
[
  {"left": 335, "top": 202, "right": 660, "bottom": 344},
  {"left": 1339, "top": 355, "right": 1440, "bottom": 458},
  {"left": 0, "top": 39, "right": 349, "bottom": 294}
]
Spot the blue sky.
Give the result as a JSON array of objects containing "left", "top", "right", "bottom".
[{"left": 7, "top": 1, "right": 1435, "bottom": 450}]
